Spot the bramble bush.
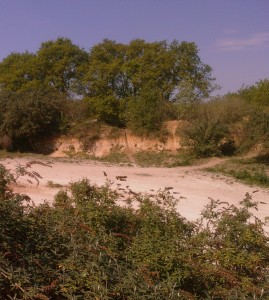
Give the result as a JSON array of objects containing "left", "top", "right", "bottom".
[{"left": 0, "top": 164, "right": 269, "bottom": 299}]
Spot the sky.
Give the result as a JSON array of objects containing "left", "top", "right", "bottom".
[{"left": 0, "top": 0, "right": 268, "bottom": 95}]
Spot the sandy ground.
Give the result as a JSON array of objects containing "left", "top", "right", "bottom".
[{"left": 2, "top": 157, "right": 269, "bottom": 231}]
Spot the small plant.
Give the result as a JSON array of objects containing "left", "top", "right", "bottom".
[{"left": 46, "top": 180, "right": 64, "bottom": 188}]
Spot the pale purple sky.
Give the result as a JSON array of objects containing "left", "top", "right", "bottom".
[{"left": 0, "top": 0, "right": 268, "bottom": 95}]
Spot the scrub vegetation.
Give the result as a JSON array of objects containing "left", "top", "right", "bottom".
[{"left": 1, "top": 164, "right": 269, "bottom": 299}]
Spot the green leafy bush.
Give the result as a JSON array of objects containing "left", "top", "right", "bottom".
[
  {"left": 237, "top": 109, "right": 269, "bottom": 155},
  {"left": 181, "top": 96, "right": 264, "bottom": 158},
  {"left": 237, "top": 79, "right": 269, "bottom": 106},
  {"left": 1, "top": 164, "right": 269, "bottom": 299},
  {"left": 0, "top": 87, "right": 68, "bottom": 152}
]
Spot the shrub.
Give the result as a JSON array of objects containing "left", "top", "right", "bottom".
[
  {"left": 1, "top": 164, "right": 269, "bottom": 299},
  {"left": 237, "top": 109, "right": 269, "bottom": 154},
  {"left": 181, "top": 96, "right": 258, "bottom": 157},
  {"left": 0, "top": 87, "right": 68, "bottom": 152}
]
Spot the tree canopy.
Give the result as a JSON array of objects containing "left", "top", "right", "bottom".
[
  {"left": 81, "top": 39, "right": 216, "bottom": 101},
  {"left": 0, "top": 37, "right": 217, "bottom": 137},
  {"left": 0, "top": 38, "right": 88, "bottom": 96},
  {"left": 0, "top": 37, "right": 216, "bottom": 100}
]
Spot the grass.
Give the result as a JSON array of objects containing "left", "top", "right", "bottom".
[
  {"left": 206, "top": 158, "right": 269, "bottom": 187},
  {"left": 133, "top": 151, "right": 195, "bottom": 167},
  {"left": 98, "top": 150, "right": 131, "bottom": 165},
  {"left": 46, "top": 180, "right": 64, "bottom": 188},
  {"left": 0, "top": 150, "right": 46, "bottom": 159}
]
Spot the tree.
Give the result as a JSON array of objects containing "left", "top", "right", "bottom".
[
  {"left": 36, "top": 37, "right": 89, "bottom": 96},
  {"left": 82, "top": 39, "right": 216, "bottom": 101},
  {"left": 127, "top": 85, "right": 168, "bottom": 134},
  {"left": 0, "top": 38, "right": 88, "bottom": 96},
  {"left": 0, "top": 52, "right": 37, "bottom": 92},
  {"left": 81, "top": 39, "right": 216, "bottom": 127}
]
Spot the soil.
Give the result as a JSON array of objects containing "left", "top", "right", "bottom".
[{"left": 2, "top": 156, "right": 269, "bottom": 232}]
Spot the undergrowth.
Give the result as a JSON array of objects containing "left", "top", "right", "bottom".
[{"left": 1, "top": 163, "right": 269, "bottom": 299}]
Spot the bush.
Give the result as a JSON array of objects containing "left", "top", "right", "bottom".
[
  {"left": 1, "top": 164, "right": 269, "bottom": 298},
  {"left": 237, "top": 79, "right": 269, "bottom": 106},
  {"left": 0, "top": 87, "right": 68, "bottom": 152},
  {"left": 237, "top": 109, "right": 269, "bottom": 154},
  {"left": 181, "top": 97, "right": 261, "bottom": 157}
]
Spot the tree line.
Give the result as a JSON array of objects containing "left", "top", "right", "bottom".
[
  {"left": 0, "top": 37, "right": 268, "bottom": 157},
  {"left": 0, "top": 37, "right": 216, "bottom": 150}
]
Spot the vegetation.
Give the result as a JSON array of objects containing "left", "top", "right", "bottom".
[
  {"left": 0, "top": 37, "right": 268, "bottom": 161},
  {"left": 1, "top": 36, "right": 269, "bottom": 299},
  {"left": 181, "top": 95, "right": 269, "bottom": 158},
  {"left": 0, "top": 38, "right": 88, "bottom": 95},
  {"left": 0, "top": 87, "right": 68, "bottom": 152},
  {"left": 0, "top": 37, "right": 216, "bottom": 141},
  {"left": 236, "top": 79, "right": 269, "bottom": 106},
  {"left": 1, "top": 164, "right": 269, "bottom": 299},
  {"left": 134, "top": 151, "right": 195, "bottom": 167},
  {"left": 206, "top": 158, "right": 269, "bottom": 187}
]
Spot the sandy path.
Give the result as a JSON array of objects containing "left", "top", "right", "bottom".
[{"left": 1, "top": 157, "right": 269, "bottom": 230}]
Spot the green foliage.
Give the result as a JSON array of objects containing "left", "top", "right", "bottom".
[
  {"left": 81, "top": 38, "right": 216, "bottom": 128},
  {"left": 181, "top": 96, "right": 266, "bottom": 158},
  {"left": 0, "top": 87, "right": 68, "bottom": 151},
  {"left": 82, "top": 39, "right": 215, "bottom": 102},
  {"left": 134, "top": 151, "right": 195, "bottom": 167},
  {"left": 87, "top": 95, "right": 127, "bottom": 127},
  {"left": 0, "top": 38, "right": 88, "bottom": 96},
  {"left": 127, "top": 87, "right": 169, "bottom": 135},
  {"left": 183, "top": 118, "right": 230, "bottom": 158},
  {"left": 0, "top": 37, "right": 217, "bottom": 135},
  {"left": 206, "top": 158, "right": 269, "bottom": 187},
  {"left": 1, "top": 164, "right": 269, "bottom": 299},
  {"left": 237, "top": 109, "right": 269, "bottom": 154},
  {"left": 181, "top": 100, "right": 234, "bottom": 157},
  {"left": 237, "top": 79, "right": 269, "bottom": 106},
  {"left": 36, "top": 38, "right": 89, "bottom": 95},
  {"left": 0, "top": 51, "right": 37, "bottom": 92}
]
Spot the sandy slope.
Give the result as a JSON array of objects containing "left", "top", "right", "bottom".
[{"left": 2, "top": 157, "right": 269, "bottom": 231}]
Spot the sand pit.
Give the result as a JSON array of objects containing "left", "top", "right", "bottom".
[{"left": 1, "top": 157, "right": 269, "bottom": 231}]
